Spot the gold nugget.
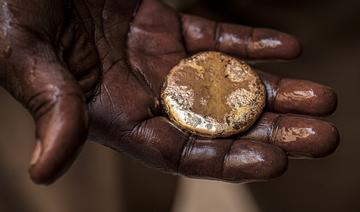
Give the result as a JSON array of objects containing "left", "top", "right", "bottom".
[{"left": 161, "top": 51, "right": 266, "bottom": 138}]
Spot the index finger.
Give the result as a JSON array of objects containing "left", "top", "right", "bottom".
[{"left": 181, "top": 14, "right": 301, "bottom": 60}]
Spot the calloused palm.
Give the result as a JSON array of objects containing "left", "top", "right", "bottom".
[{"left": 0, "top": 0, "right": 338, "bottom": 184}]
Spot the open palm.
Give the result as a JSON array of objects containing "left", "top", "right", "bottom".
[{"left": 0, "top": 0, "right": 338, "bottom": 184}]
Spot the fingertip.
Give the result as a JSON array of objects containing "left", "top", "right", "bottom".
[
  {"left": 30, "top": 141, "right": 42, "bottom": 167},
  {"left": 29, "top": 163, "right": 56, "bottom": 185},
  {"left": 274, "top": 79, "right": 338, "bottom": 116},
  {"left": 320, "top": 86, "right": 338, "bottom": 116},
  {"left": 274, "top": 116, "right": 340, "bottom": 158},
  {"left": 263, "top": 145, "right": 288, "bottom": 180},
  {"left": 28, "top": 142, "right": 51, "bottom": 185},
  {"left": 276, "top": 32, "right": 302, "bottom": 59},
  {"left": 252, "top": 144, "right": 288, "bottom": 181},
  {"left": 249, "top": 29, "right": 302, "bottom": 60},
  {"left": 29, "top": 143, "right": 59, "bottom": 185},
  {"left": 310, "top": 122, "right": 340, "bottom": 158}
]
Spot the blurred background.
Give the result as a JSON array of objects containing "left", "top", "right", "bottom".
[{"left": 0, "top": 0, "right": 359, "bottom": 211}]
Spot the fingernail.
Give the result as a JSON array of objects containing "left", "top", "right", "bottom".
[{"left": 30, "top": 141, "right": 42, "bottom": 166}]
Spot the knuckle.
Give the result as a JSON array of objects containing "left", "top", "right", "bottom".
[{"left": 27, "top": 84, "right": 83, "bottom": 119}]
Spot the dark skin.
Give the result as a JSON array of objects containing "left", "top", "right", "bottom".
[{"left": 0, "top": 0, "right": 339, "bottom": 184}]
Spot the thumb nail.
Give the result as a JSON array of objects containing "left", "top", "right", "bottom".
[{"left": 30, "top": 141, "right": 42, "bottom": 166}]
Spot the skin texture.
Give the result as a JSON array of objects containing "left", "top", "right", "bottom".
[{"left": 0, "top": 0, "right": 339, "bottom": 184}]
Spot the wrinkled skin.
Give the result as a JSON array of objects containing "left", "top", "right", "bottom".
[{"left": 0, "top": 0, "right": 339, "bottom": 184}]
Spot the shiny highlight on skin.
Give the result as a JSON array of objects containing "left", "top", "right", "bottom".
[{"left": 0, "top": 0, "right": 339, "bottom": 184}]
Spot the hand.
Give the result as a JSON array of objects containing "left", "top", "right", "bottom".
[{"left": 0, "top": 0, "right": 338, "bottom": 184}]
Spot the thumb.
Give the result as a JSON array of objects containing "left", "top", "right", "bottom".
[{"left": 1, "top": 41, "right": 88, "bottom": 184}]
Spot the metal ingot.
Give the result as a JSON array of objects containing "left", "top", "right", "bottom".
[{"left": 161, "top": 51, "right": 266, "bottom": 138}]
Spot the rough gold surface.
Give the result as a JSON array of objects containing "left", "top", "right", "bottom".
[{"left": 161, "top": 52, "right": 266, "bottom": 138}]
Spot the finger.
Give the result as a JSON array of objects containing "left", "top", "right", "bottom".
[
  {"left": 179, "top": 139, "right": 287, "bottom": 182},
  {"left": 116, "top": 117, "right": 287, "bottom": 183},
  {"left": 1, "top": 42, "right": 88, "bottom": 184},
  {"left": 242, "top": 113, "right": 339, "bottom": 158},
  {"left": 259, "top": 71, "right": 337, "bottom": 116},
  {"left": 181, "top": 14, "right": 301, "bottom": 60},
  {"left": 127, "top": 0, "right": 186, "bottom": 96}
]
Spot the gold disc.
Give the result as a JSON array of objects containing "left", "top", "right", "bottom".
[{"left": 161, "top": 51, "right": 266, "bottom": 138}]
